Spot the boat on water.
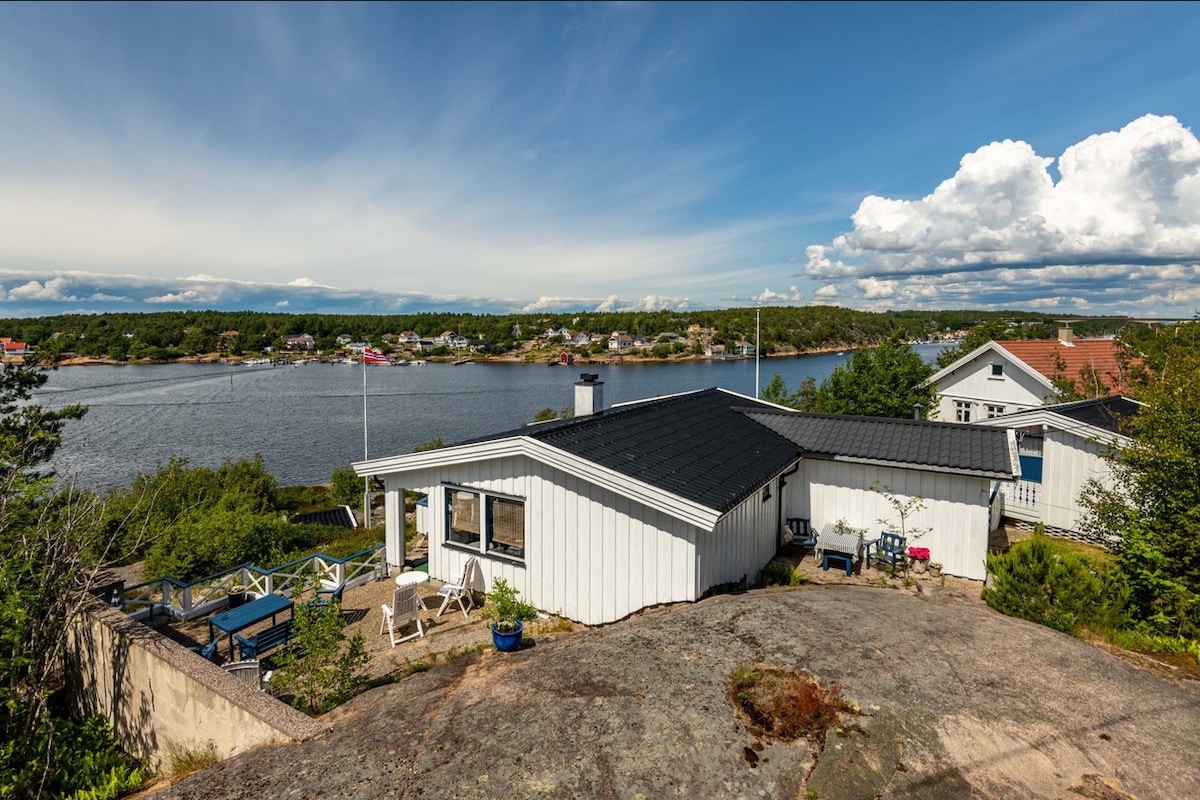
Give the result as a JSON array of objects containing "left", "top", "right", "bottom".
[{"left": 452, "top": 358, "right": 474, "bottom": 366}]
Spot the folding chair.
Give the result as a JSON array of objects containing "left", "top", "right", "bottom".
[
  {"left": 380, "top": 584, "right": 425, "bottom": 646},
  {"left": 436, "top": 556, "right": 478, "bottom": 618}
]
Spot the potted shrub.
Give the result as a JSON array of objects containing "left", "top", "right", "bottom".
[
  {"left": 480, "top": 578, "right": 537, "bottom": 652},
  {"left": 928, "top": 561, "right": 943, "bottom": 578},
  {"left": 228, "top": 584, "right": 248, "bottom": 608},
  {"left": 907, "top": 546, "right": 930, "bottom": 574}
]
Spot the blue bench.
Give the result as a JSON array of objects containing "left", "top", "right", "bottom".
[{"left": 235, "top": 620, "right": 295, "bottom": 660}]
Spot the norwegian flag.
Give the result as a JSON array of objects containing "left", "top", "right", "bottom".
[{"left": 362, "top": 347, "right": 389, "bottom": 364}]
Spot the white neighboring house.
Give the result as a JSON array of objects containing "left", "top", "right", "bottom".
[
  {"left": 973, "top": 396, "right": 1140, "bottom": 535},
  {"left": 925, "top": 328, "right": 1129, "bottom": 423},
  {"left": 355, "top": 376, "right": 1016, "bottom": 625}
]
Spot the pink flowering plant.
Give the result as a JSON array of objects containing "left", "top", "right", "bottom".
[{"left": 907, "top": 546, "right": 930, "bottom": 561}]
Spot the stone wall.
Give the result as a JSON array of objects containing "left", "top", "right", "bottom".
[{"left": 64, "top": 601, "right": 327, "bottom": 770}]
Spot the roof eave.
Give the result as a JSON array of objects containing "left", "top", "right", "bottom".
[{"left": 355, "top": 435, "right": 725, "bottom": 531}]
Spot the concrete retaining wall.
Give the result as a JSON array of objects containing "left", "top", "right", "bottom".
[{"left": 64, "top": 601, "right": 327, "bottom": 770}]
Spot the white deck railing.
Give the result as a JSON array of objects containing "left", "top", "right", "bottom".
[
  {"left": 122, "top": 544, "right": 387, "bottom": 622},
  {"left": 998, "top": 479, "right": 1041, "bottom": 522}
]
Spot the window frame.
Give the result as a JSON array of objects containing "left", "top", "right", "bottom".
[
  {"left": 985, "top": 404, "right": 1006, "bottom": 419},
  {"left": 443, "top": 484, "right": 526, "bottom": 564},
  {"left": 954, "top": 400, "right": 972, "bottom": 423},
  {"left": 989, "top": 362, "right": 1005, "bottom": 379}
]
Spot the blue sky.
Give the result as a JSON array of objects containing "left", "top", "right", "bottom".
[{"left": 2, "top": 2, "right": 1199, "bottom": 318}]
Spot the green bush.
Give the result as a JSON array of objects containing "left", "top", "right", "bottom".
[
  {"left": 329, "top": 467, "right": 362, "bottom": 507},
  {"left": 273, "top": 602, "right": 370, "bottom": 715},
  {"left": 982, "top": 530, "right": 1128, "bottom": 635},
  {"left": 754, "top": 561, "right": 806, "bottom": 588},
  {"left": 0, "top": 712, "right": 145, "bottom": 800}
]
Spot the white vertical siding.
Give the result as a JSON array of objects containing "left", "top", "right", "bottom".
[
  {"left": 698, "top": 485, "right": 782, "bottom": 590},
  {"left": 801, "top": 461, "right": 990, "bottom": 581},
  {"left": 1042, "top": 431, "right": 1115, "bottom": 531},
  {"left": 378, "top": 455, "right": 707, "bottom": 625}
]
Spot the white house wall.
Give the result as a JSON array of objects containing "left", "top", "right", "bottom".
[
  {"left": 698, "top": 483, "right": 786, "bottom": 591},
  {"left": 379, "top": 455, "right": 702, "bottom": 626},
  {"left": 801, "top": 461, "right": 991, "bottom": 581},
  {"left": 1041, "top": 430, "right": 1117, "bottom": 531},
  {"left": 934, "top": 352, "right": 1051, "bottom": 421}
]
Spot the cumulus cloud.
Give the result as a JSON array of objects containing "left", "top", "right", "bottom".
[
  {"left": 7, "top": 278, "right": 78, "bottom": 301},
  {"left": 804, "top": 114, "right": 1200, "bottom": 314}
]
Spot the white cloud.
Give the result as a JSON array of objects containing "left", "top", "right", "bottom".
[
  {"left": 803, "top": 114, "right": 1200, "bottom": 314},
  {"left": 749, "top": 286, "right": 804, "bottom": 304},
  {"left": 275, "top": 300, "right": 290, "bottom": 307},
  {"left": 7, "top": 278, "right": 78, "bottom": 301}
]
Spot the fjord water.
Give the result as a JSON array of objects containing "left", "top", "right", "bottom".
[{"left": 38, "top": 346, "right": 945, "bottom": 491}]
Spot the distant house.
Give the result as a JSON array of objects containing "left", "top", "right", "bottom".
[
  {"left": 448, "top": 335, "right": 470, "bottom": 350},
  {"left": 283, "top": 334, "right": 315, "bottom": 351},
  {"left": 2, "top": 340, "right": 32, "bottom": 357},
  {"left": 416, "top": 340, "right": 436, "bottom": 352},
  {"left": 355, "top": 379, "right": 1016, "bottom": 625},
  {"left": 608, "top": 334, "right": 635, "bottom": 352},
  {"left": 469, "top": 340, "right": 493, "bottom": 353},
  {"left": 336, "top": 334, "right": 354, "bottom": 346},
  {"left": 734, "top": 341, "right": 756, "bottom": 357},
  {"left": 399, "top": 331, "right": 421, "bottom": 343},
  {"left": 925, "top": 327, "right": 1130, "bottom": 422},
  {"left": 567, "top": 331, "right": 591, "bottom": 347},
  {"left": 974, "top": 396, "right": 1139, "bottom": 536}
]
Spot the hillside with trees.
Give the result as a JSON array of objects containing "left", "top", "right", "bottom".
[{"left": 0, "top": 307, "right": 1122, "bottom": 364}]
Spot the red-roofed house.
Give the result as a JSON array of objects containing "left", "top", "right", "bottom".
[{"left": 925, "top": 327, "right": 1130, "bottom": 423}]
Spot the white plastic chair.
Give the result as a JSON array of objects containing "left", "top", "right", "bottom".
[
  {"left": 436, "top": 556, "right": 478, "bottom": 618},
  {"left": 380, "top": 585, "right": 425, "bottom": 647}
]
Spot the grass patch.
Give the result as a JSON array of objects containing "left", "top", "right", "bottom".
[
  {"left": 165, "top": 741, "right": 219, "bottom": 783},
  {"left": 728, "top": 664, "right": 854, "bottom": 742},
  {"left": 1106, "top": 629, "right": 1200, "bottom": 662}
]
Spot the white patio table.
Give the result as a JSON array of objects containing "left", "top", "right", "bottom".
[
  {"left": 395, "top": 570, "right": 430, "bottom": 609},
  {"left": 816, "top": 523, "right": 869, "bottom": 576}
]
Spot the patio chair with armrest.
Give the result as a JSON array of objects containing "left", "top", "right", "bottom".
[
  {"left": 865, "top": 532, "right": 907, "bottom": 572},
  {"left": 307, "top": 582, "right": 346, "bottom": 615},
  {"left": 436, "top": 556, "right": 478, "bottom": 618},
  {"left": 787, "top": 517, "right": 816, "bottom": 552},
  {"left": 380, "top": 585, "right": 426, "bottom": 646}
]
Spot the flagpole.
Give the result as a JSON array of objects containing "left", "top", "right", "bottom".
[
  {"left": 362, "top": 349, "right": 370, "bottom": 529},
  {"left": 755, "top": 308, "right": 760, "bottom": 398}
]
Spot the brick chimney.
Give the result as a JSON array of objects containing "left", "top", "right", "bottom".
[
  {"left": 574, "top": 373, "right": 603, "bottom": 418},
  {"left": 1058, "top": 324, "right": 1075, "bottom": 346}
]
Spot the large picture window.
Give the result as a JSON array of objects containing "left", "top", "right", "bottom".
[{"left": 444, "top": 485, "right": 525, "bottom": 562}]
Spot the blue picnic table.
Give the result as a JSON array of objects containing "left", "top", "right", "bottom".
[{"left": 208, "top": 593, "right": 294, "bottom": 659}]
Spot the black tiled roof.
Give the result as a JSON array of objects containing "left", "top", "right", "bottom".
[
  {"left": 742, "top": 408, "right": 1015, "bottom": 478},
  {"left": 525, "top": 389, "right": 799, "bottom": 513},
  {"left": 291, "top": 506, "right": 357, "bottom": 528},
  {"left": 454, "top": 388, "right": 1015, "bottom": 513},
  {"left": 1047, "top": 396, "right": 1140, "bottom": 435}
]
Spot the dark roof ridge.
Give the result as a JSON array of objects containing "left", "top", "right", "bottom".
[{"left": 733, "top": 405, "right": 996, "bottom": 431}]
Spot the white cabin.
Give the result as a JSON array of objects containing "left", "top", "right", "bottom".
[{"left": 356, "top": 378, "right": 1017, "bottom": 624}]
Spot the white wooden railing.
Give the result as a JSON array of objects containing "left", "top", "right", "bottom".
[
  {"left": 122, "top": 544, "right": 387, "bottom": 622},
  {"left": 998, "top": 479, "right": 1041, "bottom": 522}
]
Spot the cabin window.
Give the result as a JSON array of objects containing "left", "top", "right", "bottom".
[
  {"left": 487, "top": 496, "right": 525, "bottom": 559},
  {"left": 986, "top": 404, "right": 1006, "bottom": 418},
  {"left": 447, "top": 489, "right": 481, "bottom": 548},
  {"left": 955, "top": 400, "right": 972, "bottom": 423},
  {"left": 444, "top": 485, "right": 526, "bottom": 562},
  {"left": 990, "top": 363, "right": 1004, "bottom": 378}
]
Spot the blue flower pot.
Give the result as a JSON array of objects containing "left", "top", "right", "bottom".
[{"left": 492, "top": 620, "right": 524, "bottom": 652}]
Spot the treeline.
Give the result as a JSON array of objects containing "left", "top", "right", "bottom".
[{"left": 0, "top": 306, "right": 1123, "bottom": 362}]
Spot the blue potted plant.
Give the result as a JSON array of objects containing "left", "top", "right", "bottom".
[{"left": 481, "top": 578, "right": 537, "bottom": 652}]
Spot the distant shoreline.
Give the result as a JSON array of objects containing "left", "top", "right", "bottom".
[{"left": 38, "top": 345, "right": 871, "bottom": 368}]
